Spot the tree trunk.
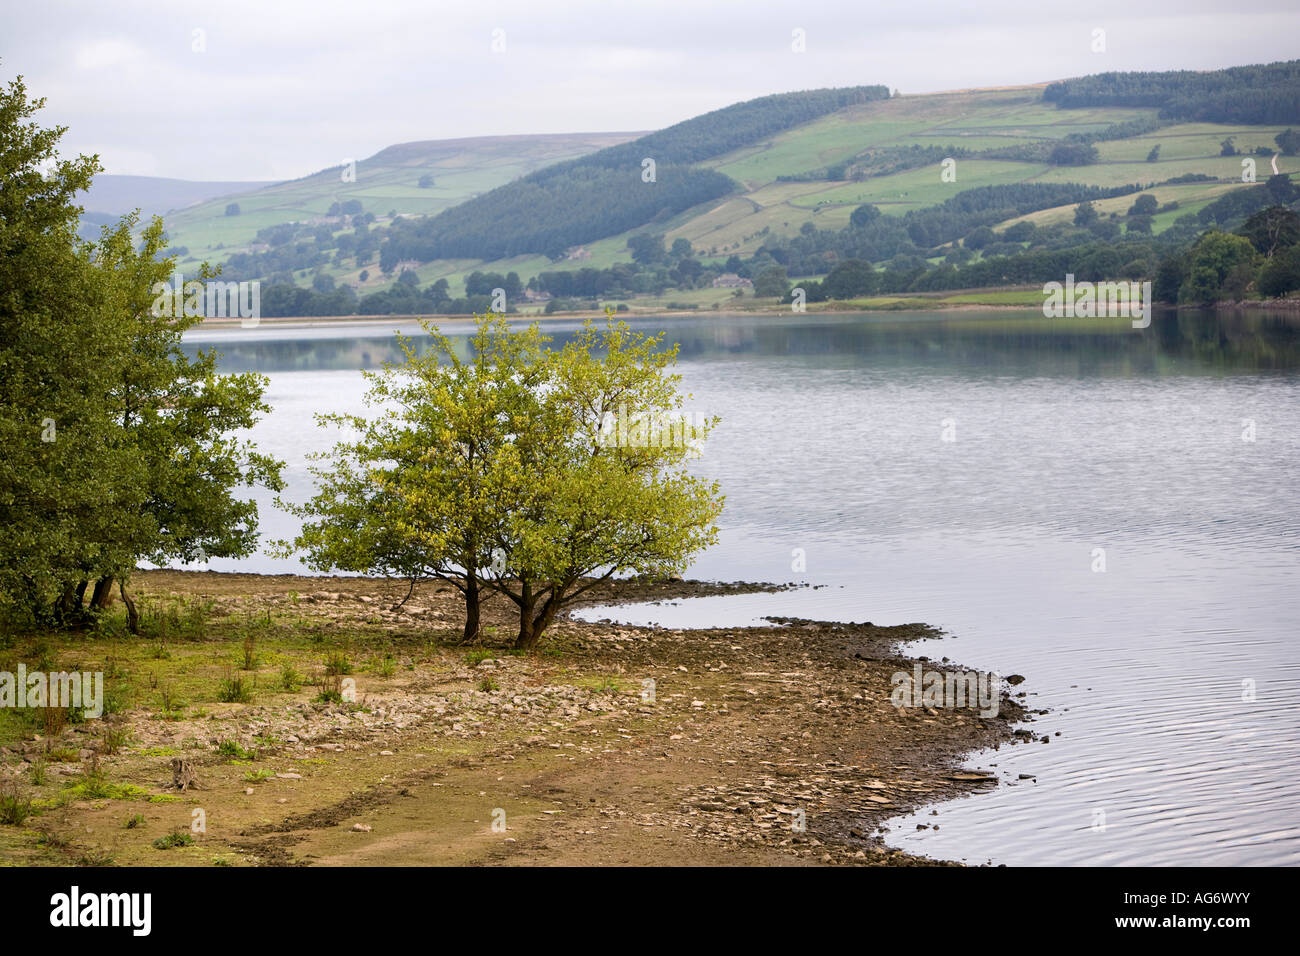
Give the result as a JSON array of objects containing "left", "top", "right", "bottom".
[
  {"left": 462, "top": 573, "right": 481, "bottom": 643},
  {"left": 514, "top": 581, "right": 537, "bottom": 650},
  {"left": 90, "top": 576, "right": 116, "bottom": 610},
  {"left": 119, "top": 578, "right": 139, "bottom": 634},
  {"left": 54, "top": 584, "right": 81, "bottom": 627},
  {"left": 514, "top": 588, "right": 562, "bottom": 651}
]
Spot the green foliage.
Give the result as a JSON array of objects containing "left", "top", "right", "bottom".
[
  {"left": 1178, "top": 231, "right": 1258, "bottom": 303},
  {"left": 217, "top": 670, "right": 254, "bottom": 703},
  {"left": 0, "top": 74, "right": 284, "bottom": 630},
  {"left": 1128, "top": 194, "right": 1159, "bottom": 217},
  {"left": 822, "top": 259, "right": 877, "bottom": 299},
  {"left": 1237, "top": 206, "right": 1300, "bottom": 257},
  {"left": 752, "top": 265, "right": 791, "bottom": 298},
  {"left": 1048, "top": 142, "right": 1099, "bottom": 166},
  {"left": 215, "top": 739, "right": 255, "bottom": 760},
  {"left": 152, "top": 831, "right": 194, "bottom": 849},
  {"left": 1044, "top": 60, "right": 1300, "bottom": 125},
  {"left": 1258, "top": 245, "right": 1300, "bottom": 297},
  {"left": 285, "top": 313, "right": 723, "bottom": 648},
  {"left": 0, "top": 782, "right": 33, "bottom": 825}
]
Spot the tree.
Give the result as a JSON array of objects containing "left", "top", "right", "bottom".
[
  {"left": 627, "top": 233, "right": 665, "bottom": 265},
  {"left": 284, "top": 317, "right": 550, "bottom": 641},
  {"left": 225, "top": 202, "right": 240, "bottom": 216},
  {"left": 1265, "top": 173, "right": 1299, "bottom": 204},
  {"left": 484, "top": 318, "right": 723, "bottom": 648},
  {"left": 1003, "top": 221, "right": 1035, "bottom": 242},
  {"left": 1074, "top": 201, "right": 1099, "bottom": 227},
  {"left": 1048, "top": 142, "right": 1098, "bottom": 165},
  {"left": 964, "top": 225, "right": 995, "bottom": 250},
  {"left": 670, "top": 237, "right": 693, "bottom": 259},
  {"left": 1237, "top": 206, "right": 1300, "bottom": 257},
  {"left": 0, "top": 74, "right": 283, "bottom": 629},
  {"left": 1128, "top": 194, "right": 1159, "bottom": 216},
  {"left": 1146, "top": 145, "right": 1161, "bottom": 162},
  {"left": 1220, "top": 137, "right": 1238, "bottom": 157},
  {"left": 1276, "top": 128, "right": 1300, "bottom": 157},
  {"left": 287, "top": 315, "right": 723, "bottom": 649},
  {"left": 822, "top": 259, "right": 876, "bottom": 299},
  {"left": 753, "top": 265, "right": 790, "bottom": 298},
  {"left": 1178, "top": 231, "right": 1257, "bottom": 304},
  {"left": 418, "top": 174, "right": 434, "bottom": 188},
  {"left": 850, "top": 204, "right": 881, "bottom": 229},
  {"left": 1258, "top": 245, "right": 1300, "bottom": 297}
]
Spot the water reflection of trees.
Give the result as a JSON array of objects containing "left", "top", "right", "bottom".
[{"left": 187, "top": 310, "right": 1300, "bottom": 377}]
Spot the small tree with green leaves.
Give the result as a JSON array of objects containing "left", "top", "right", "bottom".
[
  {"left": 485, "top": 317, "right": 723, "bottom": 648},
  {"left": 282, "top": 316, "right": 550, "bottom": 641},
  {"left": 284, "top": 314, "right": 724, "bottom": 649}
]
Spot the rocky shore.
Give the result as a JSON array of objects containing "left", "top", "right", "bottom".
[{"left": 0, "top": 570, "right": 1036, "bottom": 866}]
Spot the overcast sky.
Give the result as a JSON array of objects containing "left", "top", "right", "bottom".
[{"left": 3, "top": 0, "right": 1298, "bottom": 182}]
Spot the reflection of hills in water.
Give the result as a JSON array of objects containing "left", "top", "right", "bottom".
[{"left": 184, "top": 310, "right": 1300, "bottom": 376}]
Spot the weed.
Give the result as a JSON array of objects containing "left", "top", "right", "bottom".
[
  {"left": 78, "top": 845, "right": 116, "bottom": 866},
  {"left": 217, "top": 669, "right": 254, "bottom": 704},
  {"left": 100, "top": 724, "right": 130, "bottom": 755},
  {"left": 215, "top": 739, "right": 255, "bottom": 761},
  {"left": 0, "top": 782, "right": 33, "bottom": 825},
  {"left": 152, "top": 831, "right": 193, "bottom": 850}
]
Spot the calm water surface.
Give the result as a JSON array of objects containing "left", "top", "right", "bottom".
[{"left": 184, "top": 310, "right": 1300, "bottom": 866}]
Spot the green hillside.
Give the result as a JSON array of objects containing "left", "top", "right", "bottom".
[
  {"left": 160, "top": 131, "right": 643, "bottom": 265},
  {"left": 164, "top": 66, "right": 1300, "bottom": 310}
]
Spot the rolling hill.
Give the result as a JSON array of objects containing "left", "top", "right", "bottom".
[
  {"left": 152, "top": 64, "right": 1300, "bottom": 307},
  {"left": 158, "top": 131, "right": 644, "bottom": 262},
  {"left": 79, "top": 174, "right": 276, "bottom": 219}
]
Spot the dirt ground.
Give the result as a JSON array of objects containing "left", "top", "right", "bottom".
[{"left": 0, "top": 570, "right": 1037, "bottom": 866}]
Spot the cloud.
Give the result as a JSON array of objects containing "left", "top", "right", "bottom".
[{"left": 3, "top": 0, "right": 1298, "bottom": 180}]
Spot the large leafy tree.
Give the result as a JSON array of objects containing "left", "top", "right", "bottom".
[
  {"left": 0, "top": 72, "right": 283, "bottom": 630},
  {"left": 0, "top": 74, "right": 137, "bottom": 626}
]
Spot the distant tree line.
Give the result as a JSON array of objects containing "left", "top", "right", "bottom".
[{"left": 1043, "top": 60, "right": 1300, "bottom": 125}]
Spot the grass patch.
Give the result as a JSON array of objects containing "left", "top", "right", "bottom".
[
  {"left": 152, "top": 831, "right": 194, "bottom": 850},
  {"left": 215, "top": 739, "right": 256, "bottom": 761}
]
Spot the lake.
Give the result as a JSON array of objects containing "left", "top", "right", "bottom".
[{"left": 184, "top": 309, "right": 1300, "bottom": 866}]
